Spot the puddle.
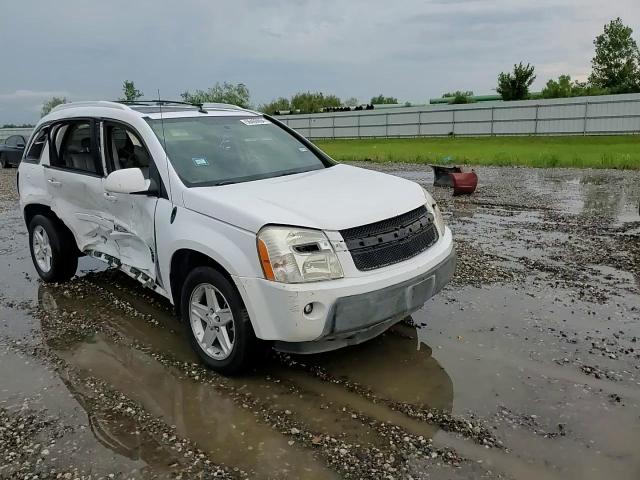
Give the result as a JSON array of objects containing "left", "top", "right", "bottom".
[{"left": 56, "top": 335, "right": 339, "bottom": 479}]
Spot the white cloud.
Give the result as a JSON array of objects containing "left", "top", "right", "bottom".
[{"left": 0, "top": 90, "right": 72, "bottom": 117}]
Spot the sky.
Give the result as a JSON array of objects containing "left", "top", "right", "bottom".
[{"left": 1, "top": 0, "right": 639, "bottom": 124}]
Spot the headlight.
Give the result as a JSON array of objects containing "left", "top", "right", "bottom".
[
  {"left": 422, "top": 187, "right": 445, "bottom": 235},
  {"left": 257, "top": 226, "right": 343, "bottom": 283}
]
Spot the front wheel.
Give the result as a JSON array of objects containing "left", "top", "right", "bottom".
[
  {"left": 181, "top": 266, "right": 260, "bottom": 375},
  {"left": 28, "top": 215, "right": 78, "bottom": 282}
]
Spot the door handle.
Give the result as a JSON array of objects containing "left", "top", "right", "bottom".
[
  {"left": 104, "top": 192, "right": 118, "bottom": 202},
  {"left": 47, "top": 179, "right": 61, "bottom": 187}
]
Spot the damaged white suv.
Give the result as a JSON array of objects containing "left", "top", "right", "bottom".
[{"left": 18, "top": 101, "right": 455, "bottom": 374}]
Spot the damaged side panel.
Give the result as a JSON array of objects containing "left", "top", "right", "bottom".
[
  {"left": 103, "top": 189, "right": 158, "bottom": 279},
  {"left": 45, "top": 163, "right": 162, "bottom": 292},
  {"left": 45, "top": 168, "right": 120, "bottom": 259}
]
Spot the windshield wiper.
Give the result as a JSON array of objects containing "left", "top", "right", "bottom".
[
  {"left": 213, "top": 180, "right": 237, "bottom": 186},
  {"left": 274, "top": 170, "right": 307, "bottom": 178},
  {"left": 212, "top": 169, "right": 308, "bottom": 187}
]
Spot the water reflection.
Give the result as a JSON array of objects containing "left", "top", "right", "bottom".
[{"left": 38, "top": 284, "right": 455, "bottom": 478}]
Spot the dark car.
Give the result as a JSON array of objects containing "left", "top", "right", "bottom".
[{"left": 0, "top": 134, "right": 27, "bottom": 167}]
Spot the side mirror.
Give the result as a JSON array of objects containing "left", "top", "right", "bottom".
[{"left": 104, "top": 168, "right": 149, "bottom": 194}]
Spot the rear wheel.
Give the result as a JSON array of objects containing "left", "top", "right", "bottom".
[
  {"left": 0, "top": 154, "right": 8, "bottom": 168},
  {"left": 181, "top": 266, "right": 259, "bottom": 375},
  {"left": 28, "top": 215, "right": 78, "bottom": 282}
]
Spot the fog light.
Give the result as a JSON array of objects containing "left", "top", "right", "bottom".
[{"left": 303, "top": 303, "right": 313, "bottom": 314}]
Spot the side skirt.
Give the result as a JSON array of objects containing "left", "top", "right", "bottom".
[{"left": 86, "top": 250, "right": 171, "bottom": 300}]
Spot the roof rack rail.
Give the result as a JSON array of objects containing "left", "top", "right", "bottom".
[
  {"left": 201, "top": 102, "right": 245, "bottom": 111},
  {"left": 117, "top": 99, "right": 207, "bottom": 113},
  {"left": 51, "top": 101, "right": 129, "bottom": 113}
]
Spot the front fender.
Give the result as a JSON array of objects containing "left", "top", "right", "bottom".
[{"left": 156, "top": 205, "right": 262, "bottom": 303}]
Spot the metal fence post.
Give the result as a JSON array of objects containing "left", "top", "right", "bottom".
[
  {"left": 385, "top": 113, "right": 389, "bottom": 137},
  {"left": 583, "top": 100, "right": 589, "bottom": 135},
  {"left": 418, "top": 111, "right": 422, "bottom": 137},
  {"left": 308, "top": 116, "right": 312, "bottom": 139},
  {"left": 534, "top": 104, "right": 539, "bottom": 135},
  {"left": 452, "top": 109, "right": 456, "bottom": 135},
  {"left": 490, "top": 106, "right": 495, "bottom": 136},
  {"left": 357, "top": 114, "right": 361, "bottom": 138}
]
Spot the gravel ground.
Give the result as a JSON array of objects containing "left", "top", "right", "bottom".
[{"left": 0, "top": 164, "right": 639, "bottom": 479}]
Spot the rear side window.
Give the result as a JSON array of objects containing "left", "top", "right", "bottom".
[
  {"left": 51, "top": 121, "right": 102, "bottom": 175},
  {"left": 6, "top": 135, "right": 23, "bottom": 147},
  {"left": 26, "top": 128, "right": 48, "bottom": 162}
]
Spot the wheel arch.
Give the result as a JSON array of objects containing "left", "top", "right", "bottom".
[
  {"left": 169, "top": 248, "right": 244, "bottom": 317},
  {"left": 23, "top": 203, "right": 81, "bottom": 256}
]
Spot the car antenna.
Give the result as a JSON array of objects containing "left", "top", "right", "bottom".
[{"left": 157, "top": 89, "right": 173, "bottom": 204}]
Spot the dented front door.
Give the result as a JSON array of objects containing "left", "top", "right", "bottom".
[
  {"left": 101, "top": 188, "right": 158, "bottom": 280},
  {"left": 99, "top": 121, "right": 159, "bottom": 282}
]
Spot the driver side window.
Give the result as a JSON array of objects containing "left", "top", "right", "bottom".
[{"left": 104, "top": 123, "right": 151, "bottom": 176}]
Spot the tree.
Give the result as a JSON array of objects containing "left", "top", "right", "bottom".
[
  {"left": 120, "top": 80, "right": 143, "bottom": 101},
  {"left": 370, "top": 94, "right": 398, "bottom": 104},
  {"left": 290, "top": 91, "right": 341, "bottom": 113},
  {"left": 441, "top": 90, "right": 473, "bottom": 98},
  {"left": 589, "top": 17, "right": 640, "bottom": 93},
  {"left": 2, "top": 123, "right": 35, "bottom": 128},
  {"left": 442, "top": 90, "right": 474, "bottom": 104},
  {"left": 181, "top": 82, "right": 251, "bottom": 108},
  {"left": 41, "top": 97, "right": 67, "bottom": 117},
  {"left": 259, "top": 97, "right": 291, "bottom": 115},
  {"left": 496, "top": 62, "right": 536, "bottom": 100},
  {"left": 344, "top": 97, "right": 359, "bottom": 107},
  {"left": 541, "top": 74, "right": 609, "bottom": 99}
]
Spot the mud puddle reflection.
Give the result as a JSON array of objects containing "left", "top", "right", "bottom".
[{"left": 55, "top": 334, "right": 338, "bottom": 479}]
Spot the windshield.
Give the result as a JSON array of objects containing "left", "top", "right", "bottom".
[{"left": 147, "top": 116, "right": 327, "bottom": 187}]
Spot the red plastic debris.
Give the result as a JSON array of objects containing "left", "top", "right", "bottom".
[{"left": 450, "top": 171, "right": 478, "bottom": 196}]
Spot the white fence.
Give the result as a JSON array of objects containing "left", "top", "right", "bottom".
[
  {"left": 0, "top": 127, "right": 33, "bottom": 143},
  {"left": 275, "top": 93, "right": 640, "bottom": 139},
  {"left": 3, "top": 93, "right": 640, "bottom": 143}
]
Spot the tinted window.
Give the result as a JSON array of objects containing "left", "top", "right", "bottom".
[
  {"left": 53, "top": 122, "right": 101, "bottom": 174},
  {"left": 26, "top": 129, "right": 48, "bottom": 161},
  {"left": 6, "top": 135, "right": 23, "bottom": 147},
  {"left": 147, "top": 116, "right": 325, "bottom": 187},
  {"left": 105, "top": 124, "right": 151, "bottom": 173}
]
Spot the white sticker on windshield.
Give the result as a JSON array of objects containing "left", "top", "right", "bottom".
[
  {"left": 192, "top": 157, "right": 209, "bottom": 166},
  {"left": 240, "top": 118, "right": 270, "bottom": 126}
]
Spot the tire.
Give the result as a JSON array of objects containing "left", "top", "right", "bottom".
[
  {"left": 181, "top": 266, "right": 259, "bottom": 375},
  {"left": 0, "top": 154, "right": 8, "bottom": 168},
  {"left": 28, "top": 214, "right": 78, "bottom": 283}
]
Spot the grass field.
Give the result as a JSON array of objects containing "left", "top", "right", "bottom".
[{"left": 315, "top": 135, "right": 640, "bottom": 169}]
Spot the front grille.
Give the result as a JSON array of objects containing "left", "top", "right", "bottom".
[{"left": 340, "top": 206, "right": 439, "bottom": 271}]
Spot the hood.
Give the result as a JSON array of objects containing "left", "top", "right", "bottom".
[{"left": 181, "top": 164, "right": 427, "bottom": 233}]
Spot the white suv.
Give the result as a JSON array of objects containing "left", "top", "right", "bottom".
[{"left": 18, "top": 100, "right": 455, "bottom": 374}]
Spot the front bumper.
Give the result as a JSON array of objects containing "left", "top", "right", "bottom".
[
  {"left": 275, "top": 250, "right": 455, "bottom": 353},
  {"left": 234, "top": 227, "right": 455, "bottom": 351}
]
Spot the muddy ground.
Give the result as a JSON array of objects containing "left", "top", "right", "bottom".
[{"left": 0, "top": 164, "right": 639, "bottom": 480}]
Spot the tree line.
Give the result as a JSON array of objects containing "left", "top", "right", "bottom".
[
  {"left": 446, "top": 17, "right": 640, "bottom": 103},
  {"left": 38, "top": 17, "right": 640, "bottom": 117}
]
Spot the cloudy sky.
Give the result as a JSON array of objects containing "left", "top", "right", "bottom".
[{"left": 1, "top": 0, "right": 639, "bottom": 124}]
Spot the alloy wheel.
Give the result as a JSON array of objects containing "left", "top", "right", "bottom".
[
  {"left": 33, "top": 225, "right": 52, "bottom": 272},
  {"left": 189, "top": 283, "right": 236, "bottom": 360}
]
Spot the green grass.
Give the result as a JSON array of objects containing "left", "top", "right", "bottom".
[{"left": 315, "top": 135, "right": 640, "bottom": 169}]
